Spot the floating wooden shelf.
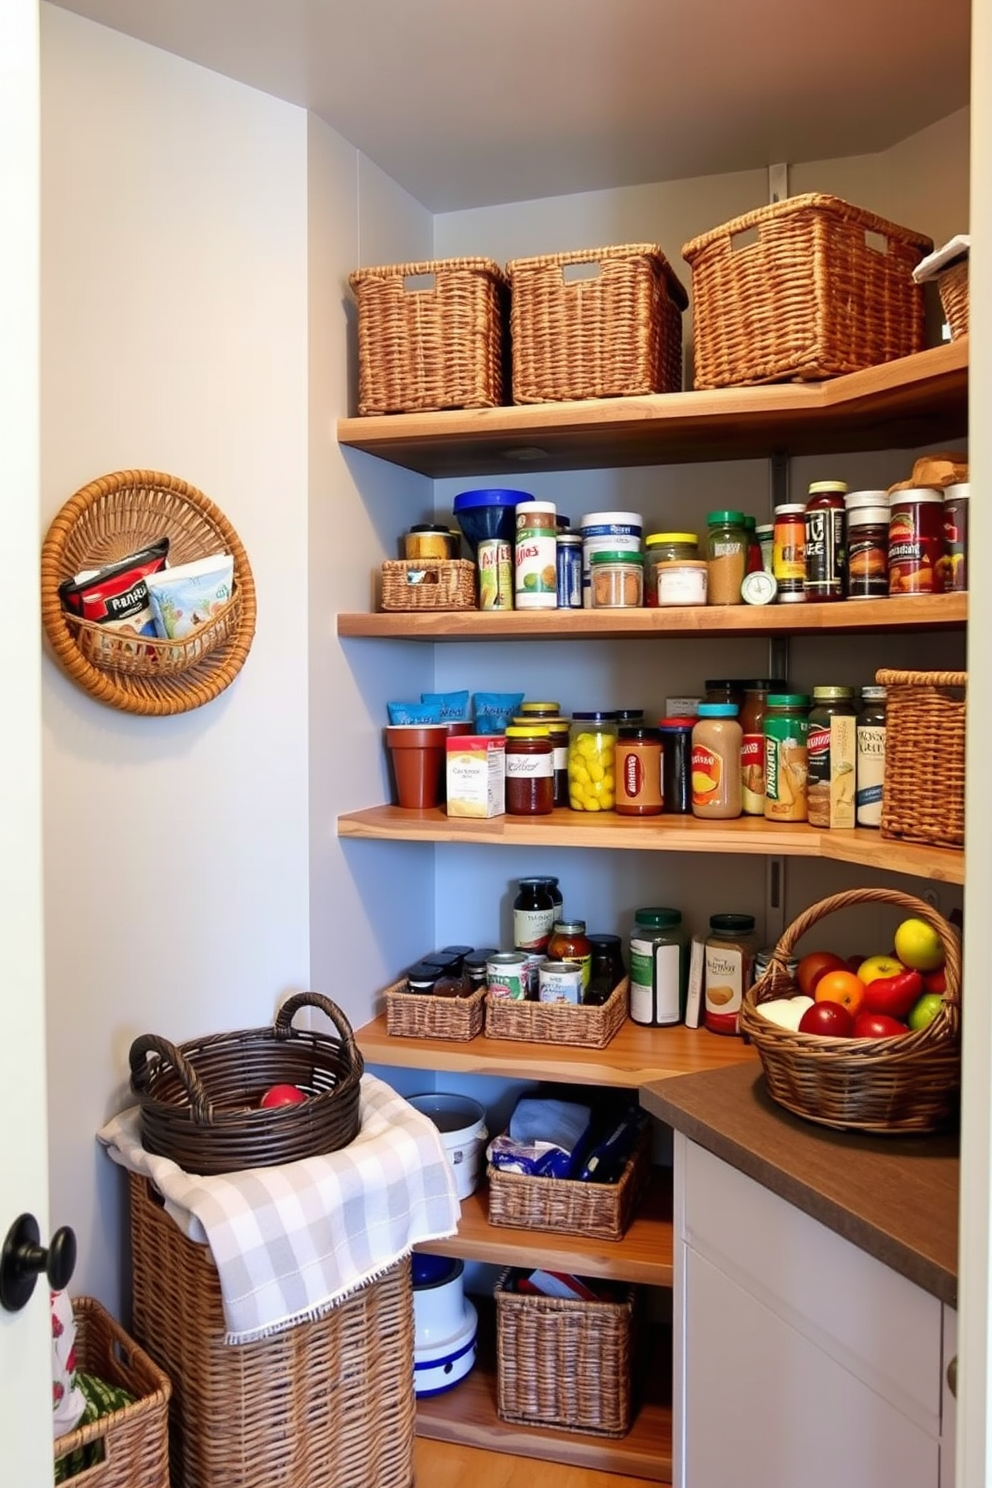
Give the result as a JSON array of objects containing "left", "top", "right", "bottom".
[
  {"left": 337, "top": 341, "right": 967, "bottom": 476},
  {"left": 339, "top": 806, "right": 965, "bottom": 885}
]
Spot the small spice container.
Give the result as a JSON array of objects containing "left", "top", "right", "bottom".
[
  {"left": 568, "top": 712, "right": 619, "bottom": 811},
  {"left": 691, "top": 704, "right": 742, "bottom": 819},
  {"left": 845, "top": 490, "right": 890, "bottom": 599},
  {"left": 705, "top": 510, "right": 748, "bottom": 605},
  {"left": 405, "top": 524, "right": 457, "bottom": 560},
  {"left": 703, "top": 913, "right": 758, "bottom": 1035},
  {"left": 772, "top": 503, "right": 807, "bottom": 604},
  {"left": 763, "top": 693, "right": 810, "bottom": 822},
  {"left": 942, "top": 483, "right": 969, "bottom": 592},
  {"left": 645, "top": 533, "right": 700, "bottom": 606},
  {"left": 579, "top": 510, "right": 643, "bottom": 609},
  {"left": 656, "top": 559, "right": 708, "bottom": 607},
  {"left": 756, "top": 523, "right": 775, "bottom": 574},
  {"left": 556, "top": 532, "right": 584, "bottom": 608},
  {"left": 804, "top": 480, "right": 848, "bottom": 602},
  {"left": 504, "top": 725, "right": 554, "bottom": 816},
  {"left": 547, "top": 920, "right": 592, "bottom": 988},
  {"left": 515, "top": 500, "right": 558, "bottom": 609},
  {"left": 615, "top": 725, "right": 663, "bottom": 816},
  {"left": 659, "top": 716, "right": 695, "bottom": 813},
  {"left": 889, "top": 488, "right": 945, "bottom": 595},
  {"left": 590, "top": 549, "right": 644, "bottom": 608}
]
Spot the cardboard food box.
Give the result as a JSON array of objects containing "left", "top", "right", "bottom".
[{"left": 446, "top": 735, "right": 506, "bottom": 818}]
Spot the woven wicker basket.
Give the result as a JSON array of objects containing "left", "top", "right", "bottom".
[
  {"left": 682, "top": 194, "right": 932, "bottom": 388},
  {"left": 384, "top": 976, "right": 486, "bottom": 1041},
  {"left": 495, "top": 1268, "right": 636, "bottom": 1436},
  {"left": 40, "top": 470, "right": 256, "bottom": 717},
  {"left": 380, "top": 558, "right": 476, "bottom": 612},
  {"left": 876, "top": 669, "right": 966, "bottom": 850},
  {"left": 487, "top": 1121, "right": 650, "bottom": 1242},
  {"left": 129, "top": 992, "right": 364, "bottom": 1176},
  {"left": 938, "top": 258, "right": 969, "bottom": 339},
  {"left": 349, "top": 256, "right": 506, "bottom": 415},
  {"left": 507, "top": 243, "right": 688, "bottom": 403},
  {"left": 54, "top": 1297, "right": 171, "bottom": 1488},
  {"left": 485, "top": 977, "right": 628, "bottom": 1049},
  {"left": 739, "top": 888, "right": 961, "bottom": 1134},
  {"left": 129, "top": 1174, "right": 414, "bottom": 1488}
]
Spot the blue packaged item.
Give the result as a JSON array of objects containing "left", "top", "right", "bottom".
[
  {"left": 486, "top": 1136, "right": 573, "bottom": 1180},
  {"left": 421, "top": 690, "right": 470, "bottom": 722},
  {"left": 472, "top": 691, "right": 525, "bottom": 732},
  {"left": 387, "top": 700, "right": 443, "bottom": 725}
]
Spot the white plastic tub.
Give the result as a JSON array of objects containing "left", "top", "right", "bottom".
[{"left": 409, "top": 1092, "right": 488, "bottom": 1200}]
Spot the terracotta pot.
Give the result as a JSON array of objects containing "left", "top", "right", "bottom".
[{"left": 384, "top": 725, "right": 448, "bottom": 809}]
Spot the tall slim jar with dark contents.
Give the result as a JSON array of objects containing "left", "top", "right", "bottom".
[{"left": 804, "top": 480, "right": 848, "bottom": 601}]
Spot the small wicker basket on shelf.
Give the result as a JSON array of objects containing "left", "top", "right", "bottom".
[
  {"left": 938, "top": 258, "right": 969, "bottom": 340},
  {"left": 484, "top": 978, "right": 628, "bottom": 1049},
  {"left": 740, "top": 888, "right": 961, "bottom": 1134},
  {"left": 383, "top": 976, "right": 486, "bottom": 1041},
  {"left": 380, "top": 558, "right": 476, "bottom": 612},
  {"left": 487, "top": 1121, "right": 650, "bottom": 1242},
  {"left": 876, "top": 669, "right": 966, "bottom": 850}
]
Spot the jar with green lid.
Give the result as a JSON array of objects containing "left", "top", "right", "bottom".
[
  {"left": 589, "top": 549, "right": 644, "bottom": 608},
  {"left": 645, "top": 533, "right": 699, "bottom": 607},
  {"left": 763, "top": 693, "right": 810, "bottom": 822},
  {"left": 806, "top": 686, "right": 857, "bottom": 829},
  {"left": 704, "top": 913, "right": 758, "bottom": 1035},
  {"left": 705, "top": 510, "right": 748, "bottom": 605},
  {"left": 629, "top": 907, "right": 687, "bottom": 1026},
  {"left": 568, "top": 712, "right": 619, "bottom": 811}
]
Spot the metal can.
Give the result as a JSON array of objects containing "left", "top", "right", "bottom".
[
  {"left": 514, "top": 501, "right": 558, "bottom": 609},
  {"left": 556, "top": 533, "right": 583, "bottom": 608},
  {"left": 753, "top": 948, "right": 800, "bottom": 984},
  {"left": 889, "top": 488, "right": 945, "bottom": 595},
  {"left": 942, "top": 483, "right": 969, "bottom": 592},
  {"left": 763, "top": 693, "right": 810, "bottom": 822},
  {"left": 486, "top": 952, "right": 529, "bottom": 1000},
  {"left": 538, "top": 959, "right": 584, "bottom": 1004},
  {"left": 478, "top": 538, "right": 513, "bottom": 610}
]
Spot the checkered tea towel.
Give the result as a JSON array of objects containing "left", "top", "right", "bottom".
[{"left": 98, "top": 1073, "right": 459, "bottom": 1344}]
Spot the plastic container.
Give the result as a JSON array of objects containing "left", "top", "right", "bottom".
[
  {"left": 453, "top": 489, "right": 534, "bottom": 555},
  {"left": 645, "top": 533, "right": 699, "bottom": 606},
  {"left": 629, "top": 907, "right": 688, "bottom": 1026},
  {"left": 568, "top": 712, "right": 619, "bottom": 811},
  {"left": 691, "top": 703, "right": 742, "bottom": 818},
  {"left": 705, "top": 510, "right": 748, "bottom": 605},
  {"left": 616, "top": 725, "right": 663, "bottom": 815},
  {"left": 408, "top": 1093, "right": 488, "bottom": 1200},
  {"left": 579, "top": 510, "right": 643, "bottom": 608},
  {"left": 589, "top": 549, "right": 644, "bottom": 608},
  {"left": 412, "top": 1256, "right": 478, "bottom": 1397}
]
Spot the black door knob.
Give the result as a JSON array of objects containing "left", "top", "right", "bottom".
[{"left": 0, "top": 1213, "right": 77, "bottom": 1312}]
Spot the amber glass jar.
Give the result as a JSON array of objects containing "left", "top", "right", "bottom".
[
  {"left": 615, "top": 726, "right": 663, "bottom": 816},
  {"left": 504, "top": 725, "right": 554, "bottom": 816},
  {"left": 547, "top": 919, "right": 592, "bottom": 989}
]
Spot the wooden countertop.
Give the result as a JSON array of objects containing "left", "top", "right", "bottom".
[{"left": 641, "top": 1062, "right": 959, "bottom": 1307}]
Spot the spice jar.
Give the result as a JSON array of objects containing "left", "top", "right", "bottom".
[
  {"left": 629, "top": 907, "right": 687, "bottom": 1026},
  {"left": 514, "top": 500, "right": 558, "bottom": 609},
  {"left": 645, "top": 533, "right": 700, "bottom": 606},
  {"left": 568, "top": 712, "right": 619, "bottom": 811},
  {"left": 555, "top": 532, "right": 583, "bottom": 609},
  {"left": 615, "top": 726, "right": 663, "bottom": 816},
  {"left": 772, "top": 503, "right": 807, "bottom": 604},
  {"left": 504, "top": 725, "right": 554, "bottom": 816},
  {"left": 691, "top": 704, "right": 742, "bottom": 819},
  {"left": 705, "top": 510, "right": 748, "bottom": 605},
  {"left": 659, "top": 716, "right": 694, "bottom": 813},
  {"left": 739, "top": 680, "right": 773, "bottom": 815},
  {"left": 889, "top": 488, "right": 946, "bottom": 595},
  {"left": 704, "top": 914, "right": 758, "bottom": 1035},
  {"left": 590, "top": 549, "right": 644, "bottom": 608},
  {"left": 586, "top": 934, "right": 625, "bottom": 1005},
  {"left": 942, "top": 483, "right": 969, "bottom": 592},
  {"left": 806, "top": 686, "right": 857, "bottom": 829},
  {"left": 656, "top": 558, "right": 708, "bottom": 606},
  {"left": 547, "top": 919, "right": 593, "bottom": 988},
  {"left": 534, "top": 718, "right": 570, "bottom": 807},
  {"left": 763, "top": 693, "right": 810, "bottom": 822},
  {"left": 804, "top": 481, "right": 847, "bottom": 601},
  {"left": 513, "top": 878, "right": 557, "bottom": 952},
  {"left": 856, "top": 685, "right": 887, "bottom": 828},
  {"left": 845, "top": 490, "right": 890, "bottom": 600},
  {"left": 580, "top": 510, "right": 643, "bottom": 608}
]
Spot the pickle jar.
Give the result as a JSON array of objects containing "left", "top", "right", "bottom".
[
  {"left": 504, "top": 725, "right": 554, "bottom": 816},
  {"left": 568, "top": 712, "right": 619, "bottom": 812}
]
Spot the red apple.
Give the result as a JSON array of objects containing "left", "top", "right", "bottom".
[
  {"left": 798, "top": 1001, "right": 854, "bottom": 1038},
  {"left": 795, "top": 951, "right": 848, "bottom": 999},
  {"left": 922, "top": 968, "right": 947, "bottom": 996},
  {"left": 846, "top": 954, "right": 865, "bottom": 974},
  {"left": 862, "top": 969, "right": 923, "bottom": 1019},
  {"left": 851, "top": 1012, "right": 909, "bottom": 1040},
  {"left": 259, "top": 1084, "right": 307, "bottom": 1109}
]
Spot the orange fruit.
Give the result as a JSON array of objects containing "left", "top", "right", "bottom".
[{"left": 814, "top": 969, "right": 866, "bottom": 1017}]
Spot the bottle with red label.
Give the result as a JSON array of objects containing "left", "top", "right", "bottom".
[
  {"left": 615, "top": 726, "right": 663, "bottom": 816},
  {"left": 691, "top": 704, "right": 742, "bottom": 819},
  {"left": 889, "top": 488, "right": 945, "bottom": 595},
  {"left": 739, "top": 680, "right": 773, "bottom": 815}
]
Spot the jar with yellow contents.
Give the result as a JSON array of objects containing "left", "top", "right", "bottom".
[{"left": 567, "top": 712, "right": 619, "bottom": 812}]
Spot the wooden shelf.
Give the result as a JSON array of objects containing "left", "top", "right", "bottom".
[
  {"left": 339, "top": 591, "right": 966, "bottom": 641},
  {"left": 337, "top": 341, "right": 967, "bottom": 476},
  {"left": 416, "top": 1175, "right": 674, "bottom": 1287},
  {"left": 358, "top": 1012, "right": 758, "bottom": 1088},
  {"left": 339, "top": 806, "right": 965, "bottom": 884}
]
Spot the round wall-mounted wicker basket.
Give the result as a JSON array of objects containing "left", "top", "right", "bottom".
[{"left": 40, "top": 469, "right": 256, "bottom": 716}]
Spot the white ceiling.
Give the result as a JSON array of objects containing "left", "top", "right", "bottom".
[{"left": 53, "top": 0, "right": 971, "bottom": 212}]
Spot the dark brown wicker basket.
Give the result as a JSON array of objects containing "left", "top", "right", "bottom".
[
  {"left": 739, "top": 888, "right": 961, "bottom": 1134},
  {"left": 486, "top": 1121, "right": 650, "bottom": 1241},
  {"left": 129, "top": 992, "right": 364, "bottom": 1175},
  {"left": 877, "top": 669, "right": 966, "bottom": 849}
]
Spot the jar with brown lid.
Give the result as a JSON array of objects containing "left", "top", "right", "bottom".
[
  {"left": 504, "top": 725, "right": 554, "bottom": 816},
  {"left": 691, "top": 704, "right": 742, "bottom": 819},
  {"left": 615, "top": 726, "right": 663, "bottom": 816},
  {"left": 547, "top": 920, "right": 592, "bottom": 989}
]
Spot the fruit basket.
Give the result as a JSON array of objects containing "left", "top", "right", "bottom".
[{"left": 739, "top": 888, "right": 961, "bottom": 1134}]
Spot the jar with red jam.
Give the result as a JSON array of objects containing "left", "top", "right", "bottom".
[{"left": 504, "top": 725, "right": 554, "bottom": 816}]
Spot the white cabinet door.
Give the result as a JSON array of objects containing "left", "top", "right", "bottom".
[{"left": 941, "top": 1307, "right": 957, "bottom": 1488}]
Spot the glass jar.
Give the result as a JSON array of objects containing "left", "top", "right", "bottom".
[
  {"left": 889, "top": 488, "right": 945, "bottom": 595},
  {"left": 743, "top": 515, "right": 763, "bottom": 574},
  {"left": 705, "top": 679, "right": 746, "bottom": 710},
  {"left": 943, "top": 483, "right": 969, "bottom": 591},
  {"left": 703, "top": 913, "right": 758, "bottom": 1035},
  {"left": 845, "top": 490, "right": 890, "bottom": 599},
  {"left": 772, "top": 503, "right": 807, "bottom": 604},
  {"left": 519, "top": 700, "right": 561, "bottom": 720},
  {"left": 856, "top": 685, "right": 887, "bottom": 828},
  {"left": 512, "top": 878, "right": 556, "bottom": 952},
  {"left": 763, "top": 693, "right": 810, "bottom": 822},
  {"left": 659, "top": 716, "right": 695, "bottom": 813},
  {"left": 586, "top": 933, "right": 626, "bottom": 1005},
  {"left": 705, "top": 510, "right": 748, "bottom": 606},
  {"left": 463, "top": 949, "right": 498, "bottom": 992},
  {"left": 691, "top": 704, "right": 742, "bottom": 819},
  {"left": 542, "top": 718, "right": 571, "bottom": 807},
  {"left": 645, "top": 533, "right": 699, "bottom": 607},
  {"left": 547, "top": 920, "right": 592, "bottom": 989},
  {"left": 804, "top": 480, "right": 847, "bottom": 602},
  {"left": 504, "top": 725, "right": 554, "bottom": 816},
  {"left": 530, "top": 875, "right": 564, "bottom": 921},
  {"left": 514, "top": 499, "right": 558, "bottom": 610},
  {"left": 615, "top": 726, "right": 663, "bottom": 816},
  {"left": 556, "top": 532, "right": 584, "bottom": 608},
  {"left": 629, "top": 907, "right": 688, "bottom": 1026},
  {"left": 615, "top": 709, "right": 645, "bottom": 726},
  {"left": 739, "top": 680, "right": 773, "bottom": 815},
  {"left": 568, "top": 712, "right": 619, "bottom": 812},
  {"left": 806, "top": 686, "right": 857, "bottom": 829},
  {"left": 589, "top": 549, "right": 644, "bottom": 608},
  {"left": 755, "top": 523, "right": 775, "bottom": 574}
]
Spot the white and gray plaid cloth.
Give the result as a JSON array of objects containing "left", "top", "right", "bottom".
[{"left": 98, "top": 1073, "right": 460, "bottom": 1344}]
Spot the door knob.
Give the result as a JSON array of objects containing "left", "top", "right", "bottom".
[
  {"left": 947, "top": 1354, "right": 958, "bottom": 1399},
  {"left": 0, "top": 1213, "right": 77, "bottom": 1312}
]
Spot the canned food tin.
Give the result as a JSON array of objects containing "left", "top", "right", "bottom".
[
  {"left": 486, "top": 952, "right": 529, "bottom": 1000},
  {"left": 556, "top": 533, "right": 583, "bottom": 608},
  {"left": 478, "top": 538, "right": 514, "bottom": 610},
  {"left": 753, "top": 949, "right": 801, "bottom": 983},
  {"left": 538, "top": 959, "right": 584, "bottom": 1004},
  {"left": 941, "top": 483, "right": 969, "bottom": 592},
  {"left": 889, "top": 488, "right": 945, "bottom": 595},
  {"left": 515, "top": 501, "right": 558, "bottom": 609}
]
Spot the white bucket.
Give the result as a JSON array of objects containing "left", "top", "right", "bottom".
[{"left": 409, "top": 1092, "right": 488, "bottom": 1200}]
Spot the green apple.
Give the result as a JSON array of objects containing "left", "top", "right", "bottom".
[
  {"left": 907, "top": 992, "right": 944, "bottom": 1031},
  {"left": 893, "top": 917, "right": 945, "bottom": 974},
  {"left": 857, "top": 954, "right": 904, "bottom": 986}
]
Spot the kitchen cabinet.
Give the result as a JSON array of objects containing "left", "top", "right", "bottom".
[{"left": 339, "top": 341, "right": 967, "bottom": 1479}]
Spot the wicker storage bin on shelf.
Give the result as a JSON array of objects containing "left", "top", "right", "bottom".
[
  {"left": 40, "top": 470, "right": 256, "bottom": 717},
  {"left": 53, "top": 1296, "right": 171, "bottom": 1488},
  {"left": 938, "top": 258, "right": 969, "bottom": 339},
  {"left": 876, "top": 669, "right": 966, "bottom": 849},
  {"left": 349, "top": 256, "right": 506, "bottom": 415},
  {"left": 682, "top": 194, "right": 932, "bottom": 388},
  {"left": 128, "top": 1174, "right": 414, "bottom": 1488},
  {"left": 380, "top": 557, "right": 476, "bottom": 612},
  {"left": 487, "top": 1121, "right": 650, "bottom": 1242},
  {"left": 484, "top": 978, "right": 628, "bottom": 1049},
  {"left": 740, "top": 889, "right": 961, "bottom": 1134},
  {"left": 384, "top": 976, "right": 486, "bottom": 1041},
  {"left": 495, "top": 1268, "right": 636, "bottom": 1436},
  {"left": 129, "top": 993, "right": 364, "bottom": 1176},
  {"left": 506, "top": 243, "right": 688, "bottom": 403}
]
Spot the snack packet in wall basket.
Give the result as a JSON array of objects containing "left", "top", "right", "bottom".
[{"left": 146, "top": 552, "right": 234, "bottom": 639}]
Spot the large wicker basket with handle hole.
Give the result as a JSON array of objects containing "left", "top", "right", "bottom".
[{"left": 739, "top": 888, "right": 960, "bottom": 1134}]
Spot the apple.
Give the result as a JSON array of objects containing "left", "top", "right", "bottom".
[
  {"left": 908, "top": 992, "right": 945, "bottom": 1031},
  {"left": 814, "top": 969, "right": 866, "bottom": 1016},
  {"left": 795, "top": 951, "right": 848, "bottom": 999},
  {"left": 852, "top": 1011, "right": 909, "bottom": 1039},
  {"left": 922, "top": 967, "right": 947, "bottom": 996},
  {"left": 861, "top": 969, "right": 923, "bottom": 1019},
  {"left": 799, "top": 1001, "right": 854, "bottom": 1037},
  {"left": 893, "top": 917, "right": 945, "bottom": 974},
  {"left": 856, "top": 954, "right": 905, "bottom": 986},
  {"left": 259, "top": 1083, "right": 307, "bottom": 1109}
]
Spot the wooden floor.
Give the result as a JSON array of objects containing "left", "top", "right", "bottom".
[{"left": 414, "top": 1437, "right": 654, "bottom": 1487}]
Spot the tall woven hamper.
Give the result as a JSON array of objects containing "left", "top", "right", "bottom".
[{"left": 128, "top": 1173, "right": 415, "bottom": 1488}]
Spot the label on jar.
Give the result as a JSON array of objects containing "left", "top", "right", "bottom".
[
  {"left": 773, "top": 520, "right": 806, "bottom": 585},
  {"left": 805, "top": 715, "right": 855, "bottom": 829},
  {"left": 691, "top": 745, "right": 722, "bottom": 806},
  {"left": 513, "top": 906, "right": 555, "bottom": 952},
  {"left": 704, "top": 943, "right": 745, "bottom": 1033},
  {"left": 506, "top": 753, "right": 553, "bottom": 778},
  {"left": 804, "top": 508, "right": 846, "bottom": 599},
  {"left": 478, "top": 539, "right": 513, "bottom": 610},
  {"left": 856, "top": 724, "right": 886, "bottom": 827},
  {"left": 629, "top": 938, "right": 680, "bottom": 1025},
  {"left": 764, "top": 725, "right": 808, "bottom": 821},
  {"left": 889, "top": 504, "right": 944, "bottom": 595},
  {"left": 515, "top": 530, "right": 558, "bottom": 609},
  {"left": 847, "top": 529, "right": 889, "bottom": 598},
  {"left": 740, "top": 733, "right": 765, "bottom": 814},
  {"left": 616, "top": 743, "right": 663, "bottom": 813}
]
